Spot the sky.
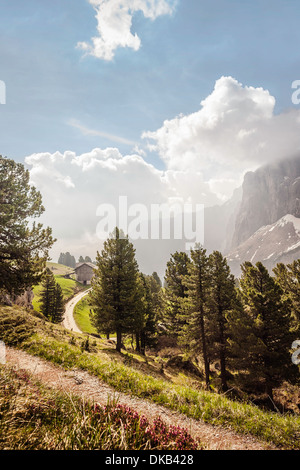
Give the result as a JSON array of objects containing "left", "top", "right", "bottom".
[{"left": 2, "top": 0, "right": 300, "bottom": 276}]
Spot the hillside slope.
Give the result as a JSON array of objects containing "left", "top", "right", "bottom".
[
  {"left": 227, "top": 214, "right": 300, "bottom": 276},
  {"left": 0, "top": 305, "right": 299, "bottom": 450}
]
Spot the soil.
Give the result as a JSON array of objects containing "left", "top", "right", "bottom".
[{"left": 6, "top": 346, "right": 276, "bottom": 451}]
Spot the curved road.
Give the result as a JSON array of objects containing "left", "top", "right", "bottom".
[{"left": 62, "top": 288, "right": 91, "bottom": 333}]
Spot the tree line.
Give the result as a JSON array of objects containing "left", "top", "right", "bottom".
[
  {"left": 89, "top": 229, "right": 299, "bottom": 399},
  {"left": 58, "top": 252, "right": 94, "bottom": 269},
  {"left": 0, "top": 156, "right": 299, "bottom": 400}
]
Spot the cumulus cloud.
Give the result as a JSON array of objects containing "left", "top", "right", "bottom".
[
  {"left": 24, "top": 77, "right": 300, "bottom": 274},
  {"left": 77, "top": 0, "right": 176, "bottom": 60},
  {"left": 142, "top": 76, "right": 300, "bottom": 191},
  {"left": 25, "top": 147, "right": 211, "bottom": 274}
]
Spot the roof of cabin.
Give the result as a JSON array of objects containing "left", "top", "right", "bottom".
[{"left": 74, "top": 262, "right": 96, "bottom": 271}]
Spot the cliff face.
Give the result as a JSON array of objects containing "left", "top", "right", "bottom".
[
  {"left": 227, "top": 214, "right": 300, "bottom": 277},
  {"left": 204, "top": 186, "right": 242, "bottom": 254},
  {"left": 230, "top": 155, "right": 300, "bottom": 250}
]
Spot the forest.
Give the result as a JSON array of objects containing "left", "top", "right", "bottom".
[{"left": 88, "top": 227, "right": 300, "bottom": 403}]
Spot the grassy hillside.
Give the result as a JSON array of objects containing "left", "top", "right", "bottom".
[
  {"left": 32, "top": 262, "right": 87, "bottom": 312},
  {"left": 0, "top": 365, "right": 199, "bottom": 450},
  {"left": 73, "top": 297, "right": 97, "bottom": 335},
  {"left": 1, "top": 305, "right": 300, "bottom": 450}
]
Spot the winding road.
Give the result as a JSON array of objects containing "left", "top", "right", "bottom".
[{"left": 62, "top": 288, "right": 91, "bottom": 333}]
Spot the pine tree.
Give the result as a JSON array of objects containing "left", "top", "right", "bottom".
[
  {"left": 89, "top": 227, "right": 140, "bottom": 352},
  {"left": 229, "top": 261, "right": 293, "bottom": 399},
  {"left": 40, "top": 268, "right": 56, "bottom": 320},
  {"left": 208, "top": 251, "right": 236, "bottom": 392},
  {"left": 138, "top": 273, "right": 158, "bottom": 354},
  {"left": 163, "top": 251, "right": 190, "bottom": 338},
  {"left": 53, "top": 282, "right": 64, "bottom": 323},
  {"left": 274, "top": 261, "right": 300, "bottom": 331},
  {"left": 0, "top": 156, "right": 54, "bottom": 297},
  {"left": 40, "top": 268, "right": 64, "bottom": 323},
  {"left": 180, "top": 245, "right": 211, "bottom": 389},
  {"left": 152, "top": 271, "right": 162, "bottom": 288}
]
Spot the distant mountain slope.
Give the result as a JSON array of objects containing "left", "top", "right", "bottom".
[
  {"left": 230, "top": 155, "right": 300, "bottom": 250},
  {"left": 227, "top": 214, "right": 300, "bottom": 277}
]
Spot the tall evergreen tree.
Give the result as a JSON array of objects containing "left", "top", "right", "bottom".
[
  {"left": 52, "top": 282, "right": 64, "bottom": 323},
  {"left": 40, "top": 268, "right": 56, "bottom": 320},
  {"left": 138, "top": 273, "right": 158, "bottom": 354},
  {"left": 228, "top": 261, "right": 293, "bottom": 399},
  {"left": 58, "top": 252, "right": 76, "bottom": 268},
  {"left": 40, "top": 268, "right": 64, "bottom": 323},
  {"left": 180, "top": 245, "right": 211, "bottom": 389},
  {"left": 152, "top": 271, "right": 162, "bottom": 288},
  {"left": 89, "top": 228, "right": 140, "bottom": 352},
  {"left": 163, "top": 251, "right": 190, "bottom": 338},
  {"left": 274, "top": 261, "right": 300, "bottom": 331},
  {"left": 208, "top": 251, "right": 236, "bottom": 392},
  {"left": 0, "top": 156, "right": 54, "bottom": 297}
]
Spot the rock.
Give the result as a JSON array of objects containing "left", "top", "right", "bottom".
[
  {"left": 227, "top": 214, "right": 300, "bottom": 277},
  {"left": 231, "top": 155, "right": 300, "bottom": 249}
]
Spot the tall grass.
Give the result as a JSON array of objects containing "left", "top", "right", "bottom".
[
  {"left": 23, "top": 334, "right": 300, "bottom": 450},
  {"left": 1, "top": 305, "right": 300, "bottom": 450},
  {"left": 73, "top": 297, "right": 97, "bottom": 334},
  {"left": 0, "top": 365, "right": 201, "bottom": 450}
]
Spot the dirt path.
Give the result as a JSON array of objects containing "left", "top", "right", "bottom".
[
  {"left": 5, "top": 347, "right": 275, "bottom": 451},
  {"left": 62, "top": 289, "right": 91, "bottom": 333}
]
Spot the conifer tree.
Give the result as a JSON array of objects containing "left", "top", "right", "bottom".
[
  {"left": 40, "top": 268, "right": 56, "bottom": 320},
  {"left": 180, "top": 245, "right": 211, "bottom": 389},
  {"left": 52, "top": 282, "right": 64, "bottom": 323},
  {"left": 208, "top": 251, "right": 236, "bottom": 392},
  {"left": 163, "top": 251, "right": 190, "bottom": 338},
  {"left": 0, "top": 156, "right": 54, "bottom": 297},
  {"left": 140, "top": 273, "right": 158, "bottom": 353},
  {"left": 228, "top": 261, "right": 293, "bottom": 399},
  {"left": 274, "top": 261, "right": 300, "bottom": 331},
  {"left": 40, "top": 268, "right": 64, "bottom": 323},
  {"left": 89, "top": 228, "right": 140, "bottom": 352}
]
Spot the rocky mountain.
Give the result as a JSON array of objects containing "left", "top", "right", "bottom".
[
  {"left": 204, "top": 186, "right": 242, "bottom": 254},
  {"left": 231, "top": 155, "right": 300, "bottom": 249},
  {"left": 203, "top": 154, "right": 300, "bottom": 277},
  {"left": 227, "top": 214, "right": 300, "bottom": 277}
]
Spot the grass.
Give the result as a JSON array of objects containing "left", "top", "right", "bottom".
[
  {"left": 32, "top": 262, "right": 88, "bottom": 313},
  {"left": 45, "top": 262, "right": 75, "bottom": 276},
  {"left": 73, "top": 297, "right": 97, "bottom": 335},
  {"left": 1, "top": 305, "right": 300, "bottom": 450},
  {"left": 0, "top": 365, "right": 201, "bottom": 450}
]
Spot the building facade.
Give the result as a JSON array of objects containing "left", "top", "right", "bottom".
[{"left": 74, "top": 262, "right": 96, "bottom": 285}]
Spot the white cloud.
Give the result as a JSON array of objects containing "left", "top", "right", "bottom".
[
  {"left": 142, "top": 76, "right": 300, "bottom": 193},
  {"left": 24, "top": 77, "right": 300, "bottom": 274},
  {"left": 25, "top": 147, "right": 168, "bottom": 258},
  {"left": 77, "top": 0, "right": 176, "bottom": 60},
  {"left": 25, "top": 146, "right": 213, "bottom": 275}
]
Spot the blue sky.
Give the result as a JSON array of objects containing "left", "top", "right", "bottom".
[
  {"left": 1, "top": 0, "right": 300, "bottom": 161},
  {"left": 2, "top": 0, "right": 300, "bottom": 270}
]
